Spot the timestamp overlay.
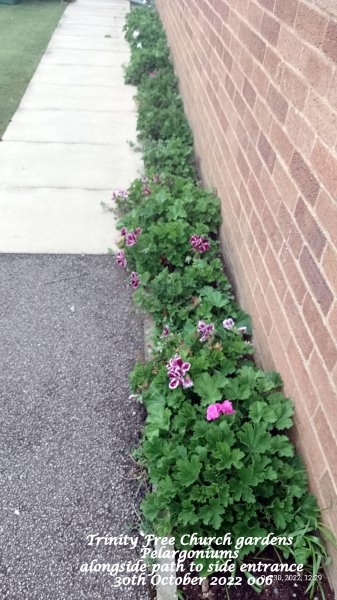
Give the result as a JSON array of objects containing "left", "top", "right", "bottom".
[{"left": 79, "top": 531, "right": 315, "bottom": 589}]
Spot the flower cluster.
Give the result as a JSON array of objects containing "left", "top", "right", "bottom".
[
  {"left": 130, "top": 271, "right": 140, "bottom": 289},
  {"left": 190, "top": 235, "right": 210, "bottom": 254},
  {"left": 112, "top": 189, "right": 129, "bottom": 200},
  {"left": 120, "top": 227, "right": 142, "bottom": 246},
  {"left": 116, "top": 250, "right": 127, "bottom": 268},
  {"left": 206, "top": 400, "right": 235, "bottom": 421},
  {"left": 223, "top": 318, "right": 247, "bottom": 334},
  {"left": 198, "top": 320, "right": 214, "bottom": 342},
  {"left": 166, "top": 354, "right": 193, "bottom": 390}
]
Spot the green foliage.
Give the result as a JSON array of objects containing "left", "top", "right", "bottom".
[
  {"left": 124, "top": 7, "right": 195, "bottom": 178},
  {"left": 121, "top": 6, "right": 331, "bottom": 594}
]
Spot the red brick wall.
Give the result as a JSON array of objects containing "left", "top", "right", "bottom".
[{"left": 156, "top": 0, "right": 337, "bottom": 586}]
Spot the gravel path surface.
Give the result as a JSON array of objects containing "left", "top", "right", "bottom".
[{"left": 0, "top": 254, "right": 149, "bottom": 600}]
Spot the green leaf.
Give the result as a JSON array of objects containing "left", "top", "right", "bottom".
[{"left": 175, "top": 455, "right": 202, "bottom": 487}]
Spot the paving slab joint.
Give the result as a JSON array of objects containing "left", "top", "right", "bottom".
[{"left": 144, "top": 315, "right": 178, "bottom": 600}]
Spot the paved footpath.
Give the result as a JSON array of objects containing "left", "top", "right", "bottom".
[{"left": 0, "top": 1, "right": 148, "bottom": 599}]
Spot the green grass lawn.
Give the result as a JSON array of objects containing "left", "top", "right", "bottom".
[{"left": 0, "top": 0, "right": 66, "bottom": 137}]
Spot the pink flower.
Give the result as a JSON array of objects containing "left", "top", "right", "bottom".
[
  {"left": 141, "top": 175, "right": 148, "bottom": 183},
  {"left": 130, "top": 272, "right": 139, "bottom": 289},
  {"left": 183, "top": 376, "right": 194, "bottom": 389},
  {"left": 120, "top": 227, "right": 127, "bottom": 237},
  {"left": 143, "top": 186, "right": 152, "bottom": 196},
  {"left": 238, "top": 326, "right": 247, "bottom": 334},
  {"left": 149, "top": 70, "right": 158, "bottom": 78},
  {"left": 161, "top": 325, "right": 170, "bottom": 337},
  {"left": 134, "top": 227, "right": 142, "bottom": 237},
  {"left": 112, "top": 189, "right": 129, "bottom": 200},
  {"left": 221, "top": 400, "right": 235, "bottom": 415},
  {"left": 116, "top": 250, "right": 127, "bottom": 268},
  {"left": 126, "top": 232, "right": 137, "bottom": 246},
  {"left": 198, "top": 320, "right": 214, "bottom": 342},
  {"left": 190, "top": 235, "right": 210, "bottom": 254},
  {"left": 223, "top": 318, "right": 235, "bottom": 330},
  {"left": 206, "top": 403, "right": 223, "bottom": 421}
]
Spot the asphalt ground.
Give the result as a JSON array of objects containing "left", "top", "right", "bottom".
[{"left": 0, "top": 254, "right": 149, "bottom": 600}]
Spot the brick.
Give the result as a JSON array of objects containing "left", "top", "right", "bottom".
[
  {"left": 311, "top": 141, "right": 337, "bottom": 198},
  {"left": 269, "top": 121, "right": 293, "bottom": 165},
  {"left": 253, "top": 282, "right": 273, "bottom": 335},
  {"left": 224, "top": 74, "right": 235, "bottom": 99},
  {"left": 252, "top": 64, "right": 269, "bottom": 98},
  {"left": 264, "top": 46, "right": 284, "bottom": 83},
  {"left": 289, "top": 151, "right": 320, "bottom": 205},
  {"left": 247, "top": 1, "right": 263, "bottom": 30},
  {"left": 286, "top": 339, "right": 317, "bottom": 413},
  {"left": 273, "top": 161, "right": 298, "bottom": 209},
  {"left": 295, "top": 2, "right": 328, "bottom": 47},
  {"left": 242, "top": 77, "right": 256, "bottom": 109},
  {"left": 323, "top": 19, "right": 337, "bottom": 62},
  {"left": 237, "top": 148, "right": 250, "bottom": 182},
  {"left": 315, "top": 408, "right": 337, "bottom": 479},
  {"left": 322, "top": 244, "right": 337, "bottom": 296},
  {"left": 257, "top": 0, "right": 275, "bottom": 10},
  {"left": 300, "top": 246, "right": 333, "bottom": 315},
  {"left": 284, "top": 291, "right": 313, "bottom": 358},
  {"left": 255, "top": 97, "right": 273, "bottom": 134},
  {"left": 327, "top": 69, "right": 337, "bottom": 110},
  {"left": 274, "top": 0, "right": 298, "bottom": 26},
  {"left": 300, "top": 46, "right": 333, "bottom": 96},
  {"left": 243, "top": 109, "right": 260, "bottom": 144},
  {"left": 259, "top": 165, "right": 281, "bottom": 213},
  {"left": 249, "top": 30, "right": 266, "bottom": 63},
  {"left": 246, "top": 140, "right": 263, "bottom": 177},
  {"left": 309, "top": 350, "right": 337, "bottom": 417},
  {"left": 248, "top": 173, "right": 265, "bottom": 213},
  {"left": 213, "top": 0, "right": 230, "bottom": 22},
  {"left": 265, "top": 246, "right": 287, "bottom": 299},
  {"left": 277, "top": 25, "right": 304, "bottom": 69},
  {"left": 258, "top": 131, "right": 276, "bottom": 173},
  {"left": 279, "top": 243, "right": 307, "bottom": 303},
  {"left": 251, "top": 208, "right": 268, "bottom": 253},
  {"left": 315, "top": 188, "right": 337, "bottom": 246},
  {"left": 294, "top": 197, "right": 326, "bottom": 260},
  {"left": 318, "top": 470, "right": 337, "bottom": 533},
  {"left": 304, "top": 90, "right": 337, "bottom": 148},
  {"left": 266, "top": 83, "right": 288, "bottom": 124},
  {"left": 328, "top": 302, "right": 337, "bottom": 343},
  {"left": 260, "top": 12, "right": 281, "bottom": 45},
  {"left": 281, "top": 66, "right": 308, "bottom": 111},
  {"left": 261, "top": 203, "right": 283, "bottom": 251}
]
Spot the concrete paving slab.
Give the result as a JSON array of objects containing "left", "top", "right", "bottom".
[
  {"left": 40, "top": 48, "right": 129, "bottom": 67},
  {"left": 4, "top": 109, "right": 138, "bottom": 145},
  {"left": 32, "top": 63, "right": 125, "bottom": 87},
  {"left": 18, "top": 83, "right": 136, "bottom": 113},
  {"left": 56, "top": 23, "right": 124, "bottom": 38},
  {"left": 48, "top": 32, "right": 130, "bottom": 52},
  {"left": 0, "top": 142, "right": 141, "bottom": 190},
  {"left": 0, "top": 189, "right": 120, "bottom": 254}
]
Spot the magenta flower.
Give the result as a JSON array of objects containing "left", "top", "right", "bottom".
[
  {"left": 126, "top": 232, "right": 137, "bottom": 246},
  {"left": 223, "top": 318, "right": 235, "bottom": 330},
  {"left": 161, "top": 325, "right": 170, "bottom": 337},
  {"left": 190, "top": 235, "right": 210, "bottom": 254},
  {"left": 120, "top": 227, "right": 127, "bottom": 237},
  {"left": 116, "top": 250, "right": 127, "bottom": 268},
  {"left": 206, "top": 403, "right": 223, "bottom": 421},
  {"left": 143, "top": 186, "right": 151, "bottom": 196},
  {"left": 198, "top": 320, "right": 214, "bottom": 342},
  {"left": 130, "top": 272, "right": 139, "bottom": 289},
  {"left": 221, "top": 400, "right": 235, "bottom": 415},
  {"left": 134, "top": 227, "right": 142, "bottom": 237},
  {"left": 168, "top": 371, "right": 184, "bottom": 389}
]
